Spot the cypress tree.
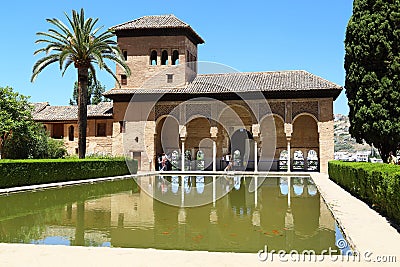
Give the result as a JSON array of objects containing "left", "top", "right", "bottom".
[{"left": 344, "top": 0, "right": 400, "bottom": 162}]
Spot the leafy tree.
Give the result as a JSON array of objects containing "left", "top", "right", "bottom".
[
  {"left": 344, "top": 0, "right": 400, "bottom": 163},
  {"left": 0, "top": 86, "right": 66, "bottom": 159},
  {"left": 0, "top": 86, "right": 34, "bottom": 158},
  {"left": 31, "top": 9, "right": 130, "bottom": 158},
  {"left": 69, "top": 72, "right": 109, "bottom": 105}
]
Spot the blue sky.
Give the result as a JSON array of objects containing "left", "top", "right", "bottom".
[{"left": 0, "top": 0, "right": 353, "bottom": 115}]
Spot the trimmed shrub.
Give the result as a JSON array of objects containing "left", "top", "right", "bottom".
[
  {"left": 329, "top": 161, "right": 400, "bottom": 225},
  {"left": 0, "top": 158, "right": 138, "bottom": 189}
]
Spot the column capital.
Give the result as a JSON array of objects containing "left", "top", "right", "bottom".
[
  {"left": 179, "top": 125, "right": 187, "bottom": 138},
  {"left": 252, "top": 124, "right": 260, "bottom": 138},
  {"left": 284, "top": 123, "right": 292, "bottom": 137},
  {"left": 210, "top": 126, "right": 218, "bottom": 139}
]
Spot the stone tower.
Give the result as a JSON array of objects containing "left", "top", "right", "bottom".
[{"left": 111, "top": 14, "right": 205, "bottom": 89}]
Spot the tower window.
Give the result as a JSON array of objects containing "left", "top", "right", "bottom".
[
  {"left": 167, "top": 74, "right": 173, "bottom": 83},
  {"left": 172, "top": 50, "right": 179, "bottom": 65},
  {"left": 68, "top": 125, "right": 74, "bottom": 141},
  {"left": 121, "top": 75, "right": 127, "bottom": 85},
  {"left": 123, "top": 50, "right": 128, "bottom": 61},
  {"left": 150, "top": 50, "right": 157, "bottom": 65},
  {"left": 161, "top": 50, "right": 168, "bottom": 65}
]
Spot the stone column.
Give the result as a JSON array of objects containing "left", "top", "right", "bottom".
[
  {"left": 181, "top": 138, "right": 186, "bottom": 171},
  {"left": 212, "top": 140, "right": 217, "bottom": 171},
  {"left": 179, "top": 125, "right": 187, "bottom": 171},
  {"left": 252, "top": 124, "right": 260, "bottom": 173},
  {"left": 254, "top": 137, "right": 260, "bottom": 172},
  {"left": 284, "top": 123, "right": 293, "bottom": 173},
  {"left": 287, "top": 137, "right": 291, "bottom": 172},
  {"left": 210, "top": 127, "right": 218, "bottom": 172}
]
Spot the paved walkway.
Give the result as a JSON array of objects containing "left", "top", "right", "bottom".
[
  {"left": 310, "top": 173, "right": 400, "bottom": 257},
  {"left": 0, "top": 172, "right": 399, "bottom": 266}
]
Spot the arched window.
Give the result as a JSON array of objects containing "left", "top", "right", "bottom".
[
  {"left": 172, "top": 50, "right": 179, "bottom": 65},
  {"left": 161, "top": 50, "right": 168, "bottom": 65},
  {"left": 293, "top": 150, "right": 304, "bottom": 170},
  {"left": 68, "top": 125, "right": 74, "bottom": 141},
  {"left": 150, "top": 50, "right": 157, "bottom": 65},
  {"left": 279, "top": 150, "right": 288, "bottom": 171},
  {"left": 122, "top": 50, "right": 127, "bottom": 61},
  {"left": 196, "top": 150, "right": 205, "bottom": 170},
  {"left": 307, "top": 150, "right": 319, "bottom": 171}
]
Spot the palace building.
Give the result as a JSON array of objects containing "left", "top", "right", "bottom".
[{"left": 33, "top": 14, "right": 342, "bottom": 173}]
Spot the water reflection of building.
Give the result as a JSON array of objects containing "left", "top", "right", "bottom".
[{"left": 0, "top": 176, "right": 338, "bottom": 253}]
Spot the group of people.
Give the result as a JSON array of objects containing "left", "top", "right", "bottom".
[
  {"left": 157, "top": 153, "right": 171, "bottom": 171},
  {"left": 388, "top": 152, "right": 398, "bottom": 164}
]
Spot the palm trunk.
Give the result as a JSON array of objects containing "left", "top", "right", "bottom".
[{"left": 77, "top": 68, "right": 89, "bottom": 159}]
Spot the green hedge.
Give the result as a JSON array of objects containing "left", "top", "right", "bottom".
[
  {"left": 328, "top": 161, "right": 400, "bottom": 225},
  {"left": 0, "top": 158, "right": 138, "bottom": 189}
]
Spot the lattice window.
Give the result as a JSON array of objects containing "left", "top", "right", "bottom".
[
  {"left": 259, "top": 102, "right": 285, "bottom": 120},
  {"left": 185, "top": 104, "right": 211, "bottom": 121},
  {"left": 155, "top": 104, "right": 179, "bottom": 121},
  {"left": 292, "top": 101, "right": 319, "bottom": 120}
]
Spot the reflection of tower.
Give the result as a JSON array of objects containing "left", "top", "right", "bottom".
[{"left": 74, "top": 202, "right": 85, "bottom": 246}]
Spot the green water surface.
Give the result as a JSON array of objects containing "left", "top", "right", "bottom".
[{"left": 0, "top": 175, "right": 342, "bottom": 253}]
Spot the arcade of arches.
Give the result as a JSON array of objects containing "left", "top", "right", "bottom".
[{"left": 121, "top": 99, "right": 334, "bottom": 173}]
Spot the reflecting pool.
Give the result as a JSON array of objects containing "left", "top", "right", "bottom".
[{"left": 0, "top": 175, "right": 343, "bottom": 253}]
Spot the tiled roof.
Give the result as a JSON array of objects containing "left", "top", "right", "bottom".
[
  {"left": 111, "top": 14, "right": 205, "bottom": 44},
  {"left": 33, "top": 102, "right": 113, "bottom": 121},
  {"left": 104, "top": 70, "right": 342, "bottom": 96},
  {"left": 112, "top": 14, "right": 188, "bottom": 30},
  {"left": 31, "top": 102, "right": 49, "bottom": 114}
]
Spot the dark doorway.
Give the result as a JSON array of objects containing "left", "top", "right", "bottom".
[
  {"left": 230, "top": 129, "right": 254, "bottom": 171},
  {"left": 52, "top": 124, "right": 64, "bottom": 139}
]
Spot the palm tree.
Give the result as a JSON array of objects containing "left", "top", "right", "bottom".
[{"left": 31, "top": 8, "right": 130, "bottom": 158}]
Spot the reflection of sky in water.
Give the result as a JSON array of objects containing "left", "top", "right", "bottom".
[
  {"left": 307, "top": 184, "right": 317, "bottom": 196},
  {"left": 101, "top": 242, "right": 111, "bottom": 247},
  {"left": 196, "top": 176, "right": 204, "bottom": 194},
  {"left": 171, "top": 176, "right": 179, "bottom": 194},
  {"left": 31, "top": 236, "right": 70, "bottom": 246},
  {"left": 279, "top": 177, "right": 288, "bottom": 195},
  {"left": 184, "top": 176, "right": 191, "bottom": 193},
  {"left": 293, "top": 185, "right": 304, "bottom": 196},
  {"left": 335, "top": 223, "right": 351, "bottom": 255},
  {"left": 234, "top": 176, "right": 241, "bottom": 190}
]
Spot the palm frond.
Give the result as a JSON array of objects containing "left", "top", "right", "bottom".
[
  {"left": 32, "top": 8, "right": 131, "bottom": 87},
  {"left": 31, "top": 55, "right": 59, "bottom": 82},
  {"left": 61, "top": 59, "right": 74, "bottom": 76}
]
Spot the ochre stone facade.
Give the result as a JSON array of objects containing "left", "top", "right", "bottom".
[
  {"left": 41, "top": 119, "right": 113, "bottom": 156},
  {"left": 34, "top": 15, "right": 341, "bottom": 174}
]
